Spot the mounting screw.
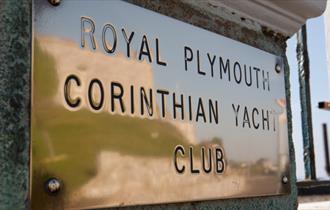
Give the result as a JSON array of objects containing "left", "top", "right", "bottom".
[
  {"left": 282, "top": 175, "right": 288, "bottom": 184},
  {"left": 45, "top": 178, "right": 61, "bottom": 194},
  {"left": 275, "top": 64, "right": 281, "bottom": 73},
  {"left": 48, "top": 0, "right": 61, "bottom": 6}
]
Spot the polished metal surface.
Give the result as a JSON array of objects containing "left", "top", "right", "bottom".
[{"left": 31, "top": 0, "right": 290, "bottom": 209}]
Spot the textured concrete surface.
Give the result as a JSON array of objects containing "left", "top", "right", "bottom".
[
  {"left": 0, "top": 0, "right": 297, "bottom": 209},
  {"left": 0, "top": 0, "right": 31, "bottom": 210},
  {"left": 127, "top": 0, "right": 288, "bottom": 55},
  {"left": 296, "top": 25, "right": 316, "bottom": 180}
]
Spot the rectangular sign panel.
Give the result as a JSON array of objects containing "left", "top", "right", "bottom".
[{"left": 32, "top": 0, "right": 290, "bottom": 209}]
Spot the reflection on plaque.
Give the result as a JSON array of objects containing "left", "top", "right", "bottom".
[{"left": 31, "top": 0, "right": 290, "bottom": 209}]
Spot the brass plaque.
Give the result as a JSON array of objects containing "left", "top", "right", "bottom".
[{"left": 32, "top": 0, "right": 290, "bottom": 209}]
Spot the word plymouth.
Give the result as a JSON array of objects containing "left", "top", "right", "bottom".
[
  {"left": 80, "top": 16, "right": 271, "bottom": 93},
  {"left": 184, "top": 46, "right": 271, "bottom": 92}
]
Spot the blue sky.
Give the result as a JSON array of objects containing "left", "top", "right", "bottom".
[{"left": 287, "top": 14, "right": 330, "bottom": 180}]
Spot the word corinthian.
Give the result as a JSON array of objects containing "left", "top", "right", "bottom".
[{"left": 64, "top": 75, "right": 220, "bottom": 125}]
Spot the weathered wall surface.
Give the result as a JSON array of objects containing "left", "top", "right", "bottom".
[
  {"left": 0, "top": 1, "right": 31, "bottom": 210},
  {"left": 0, "top": 0, "right": 297, "bottom": 209}
]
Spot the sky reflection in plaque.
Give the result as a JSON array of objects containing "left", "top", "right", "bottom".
[{"left": 32, "top": 0, "right": 290, "bottom": 209}]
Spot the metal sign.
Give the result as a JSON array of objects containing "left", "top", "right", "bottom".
[{"left": 31, "top": 0, "right": 290, "bottom": 209}]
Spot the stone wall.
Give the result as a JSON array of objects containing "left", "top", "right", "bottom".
[{"left": 0, "top": 1, "right": 31, "bottom": 210}]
